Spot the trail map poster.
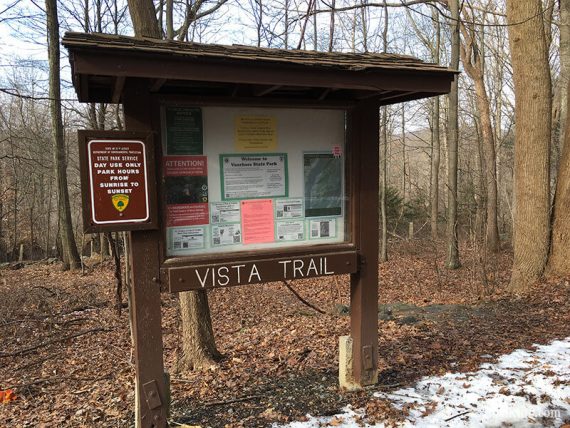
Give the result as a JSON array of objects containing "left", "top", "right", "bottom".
[
  {"left": 220, "top": 154, "right": 288, "bottom": 200},
  {"left": 165, "top": 107, "right": 203, "bottom": 155},
  {"left": 304, "top": 152, "right": 343, "bottom": 217}
]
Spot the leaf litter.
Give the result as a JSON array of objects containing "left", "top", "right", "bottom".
[{"left": 0, "top": 242, "right": 569, "bottom": 427}]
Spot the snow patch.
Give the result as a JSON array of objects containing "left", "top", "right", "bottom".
[{"left": 276, "top": 337, "right": 570, "bottom": 427}]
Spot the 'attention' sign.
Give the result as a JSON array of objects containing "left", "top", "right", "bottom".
[{"left": 87, "top": 140, "right": 149, "bottom": 225}]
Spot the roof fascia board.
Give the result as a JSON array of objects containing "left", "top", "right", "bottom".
[{"left": 71, "top": 49, "right": 455, "bottom": 94}]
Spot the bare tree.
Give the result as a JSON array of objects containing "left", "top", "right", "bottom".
[
  {"left": 548, "top": 2, "right": 570, "bottom": 277},
  {"left": 446, "top": 0, "right": 461, "bottom": 269},
  {"left": 46, "top": 0, "right": 81, "bottom": 270},
  {"left": 548, "top": 80, "right": 570, "bottom": 276},
  {"left": 506, "top": 0, "right": 551, "bottom": 292},
  {"left": 127, "top": 0, "right": 160, "bottom": 37},
  {"left": 126, "top": 0, "right": 222, "bottom": 371},
  {"left": 459, "top": 5, "right": 500, "bottom": 252}
]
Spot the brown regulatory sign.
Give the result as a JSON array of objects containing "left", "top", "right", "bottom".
[{"left": 79, "top": 131, "right": 157, "bottom": 232}]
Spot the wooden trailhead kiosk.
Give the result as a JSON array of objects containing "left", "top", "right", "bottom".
[{"left": 63, "top": 32, "right": 456, "bottom": 427}]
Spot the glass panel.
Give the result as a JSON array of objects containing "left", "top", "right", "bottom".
[{"left": 161, "top": 105, "right": 351, "bottom": 257}]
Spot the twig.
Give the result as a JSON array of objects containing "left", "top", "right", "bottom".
[
  {"left": 282, "top": 281, "right": 326, "bottom": 314},
  {"left": 445, "top": 410, "right": 471, "bottom": 422},
  {"left": 0, "top": 327, "right": 107, "bottom": 358},
  {"left": 388, "top": 231, "right": 406, "bottom": 240},
  {"left": 170, "top": 377, "right": 196, "bottom": 384},
  {"left": 32, "top": 285, "right": 56, "bottom": 296},
  {"left": 377, "top": 382, "right": 402, "bottom": 389},
  {"left": 9, "top": 372, "right": 112, "bottom": 390},
  {"left": 344, "top": 382, "right": 402, "bottom": 393},
  {"left": 378, "top": 391, "right": 427, "bottom": 400},
  {"left": 13, "top": 354, "right": 57, "bottom": 372},
  {"left": 205, "top": 395, "right": 263, "bottom": 407}
]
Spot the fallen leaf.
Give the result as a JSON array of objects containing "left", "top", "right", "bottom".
[{"left": 0, "top": 389, "right": 16, "bottom": 403}]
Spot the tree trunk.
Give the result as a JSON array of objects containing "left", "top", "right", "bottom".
[
  {"left": 127, "top": 0, "right": 161, "bottom": 38},
  {"left": 380, "top": 106, "right": 388, "bottom": 262},
  {"left": 472, "top": 73, "right": 500, "bottom": 251},
  {"left": 559, "top": 1, "right": 570, "bottom": 155},
  {"left": 380, "top": 5, "right": 389, "bottom": 262},
  {"left": 429, "top": 9, "right": 441, "bottom": 241},
  {"left": 430, "top": 96, "right": 440, "bottom": 240},
  {"left": 126, "top": 0, "right": 221, "bottom": 371},
  {"left": 474, "top": 124, "right": 486, "bottom": 242},
  {"left": 446, "top": 0, "right": 461, "bottom": 269},
  {"left": 100, "top": 232, "right": 109, "bottom": 257},
  {"left": 46, "top": 0, "right": 81, "bottom": 270},
  {"left": 506, "top": 0, "right": 551, "bottom": 292},
  {"left": 459, "top": 14, "right": 500, "bottom": 251},
  {"left": 178, "top": 290, "right": 222, "bottom": 371},
  {"left": 548, "top": 81, "right": 570, "bottom": 275}
]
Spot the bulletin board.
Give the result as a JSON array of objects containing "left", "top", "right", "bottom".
[{"left": 161, "top": 105, "right": 348, "bottom": 257}]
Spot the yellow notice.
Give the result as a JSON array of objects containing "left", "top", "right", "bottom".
[{"left": 234, "top": 116, "right": 277, "bottom": 151}]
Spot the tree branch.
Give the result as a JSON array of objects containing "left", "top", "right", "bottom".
[{"left": 282, "top": 280, "right": 326, "bottom": 314}]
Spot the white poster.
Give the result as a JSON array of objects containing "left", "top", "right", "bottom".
[
  {"left": 275, "top": 198, "right": 303, "bottom": 219},
  {"left": 221, "top": 154, "right": 287, "bottom": 199},
  {"left": 169, "top": 227, "right": 205, "bottom": 253},
  {"left": 212, "top": 224, "right": 242, "bottom": 246},
  {"left": 210, "top": 201, "right": 240, "bottom": 224},
  {"left": 309, "top": 218, "right": 337, "bottom": 239},
  {"left": 276, "top": 220, "right": 305, "bottom": 241}
]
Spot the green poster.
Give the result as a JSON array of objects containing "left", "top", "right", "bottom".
[
  {"left": 304, "top": 152, "right": 343, "bottom": 217},
  {"left": 165, "top": 107, "right": 203, "bottom": 155}
]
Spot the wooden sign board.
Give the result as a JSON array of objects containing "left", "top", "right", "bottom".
[
  {"left": 164, "top": 250, "right": 358, "bottom": 292},
  {"left": 78, "top": 130, "right": 158, "bottom": 233}
]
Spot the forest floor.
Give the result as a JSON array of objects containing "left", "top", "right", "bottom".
[{"left": 1, "top": 240, "right": 570, "bottom": 427}]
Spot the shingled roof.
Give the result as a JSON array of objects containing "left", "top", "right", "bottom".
[{"left": 63, "top": 32, "right": 457, "bottom": 105}]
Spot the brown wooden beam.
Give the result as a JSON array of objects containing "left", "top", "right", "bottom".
[
  {"left": 124, "top": 78, "right": 168, "bottom": 428},
  {"left": 355, "top": 91, "right": 384, "bottom": 100},
  {"left": 150, "top": 78, "right": 167, "bottom": 92},
  {"left": 253, "top": 85, "right": 281, "bottom": 97},
  {"left": 378, "top": 90, "right": 416, "bottom": 102},
  {"left": 155, "top": 94, "right": 354, "bottom": 110},
  {"left": 72, "top": 51, "right": 455, "bottom": 95},
  {"left": 111, "top": 76, "right": 126, "bottom": 103},
  {"left": 347, "top": 99, "right": 380, "bottom": 387},
  {"left": 166, "top": 250, "right": 358, "bottom": 291},
  {"left": 318, "top": 88, "right": 332, "bottom": 101},
  {"left": 380, "top": 91, "right": 438, "bottom": 107},
  {"left": 79, "top": 75, "right": 89, "bottom": 101}
]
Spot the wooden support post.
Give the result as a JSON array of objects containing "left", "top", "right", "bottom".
[
  {"left": 124, "top": 78, "right": 168, "bottom": 428},
  {"left": 346, "top": 100, "right": 380, "bottom": 387}
]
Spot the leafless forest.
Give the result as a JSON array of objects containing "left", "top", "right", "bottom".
[
  {"left": 1, "top": 0, "right": 570, "bottom": 426},
  {"left": 1, "top": 0, "right": 568, "bottom": 292}
]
